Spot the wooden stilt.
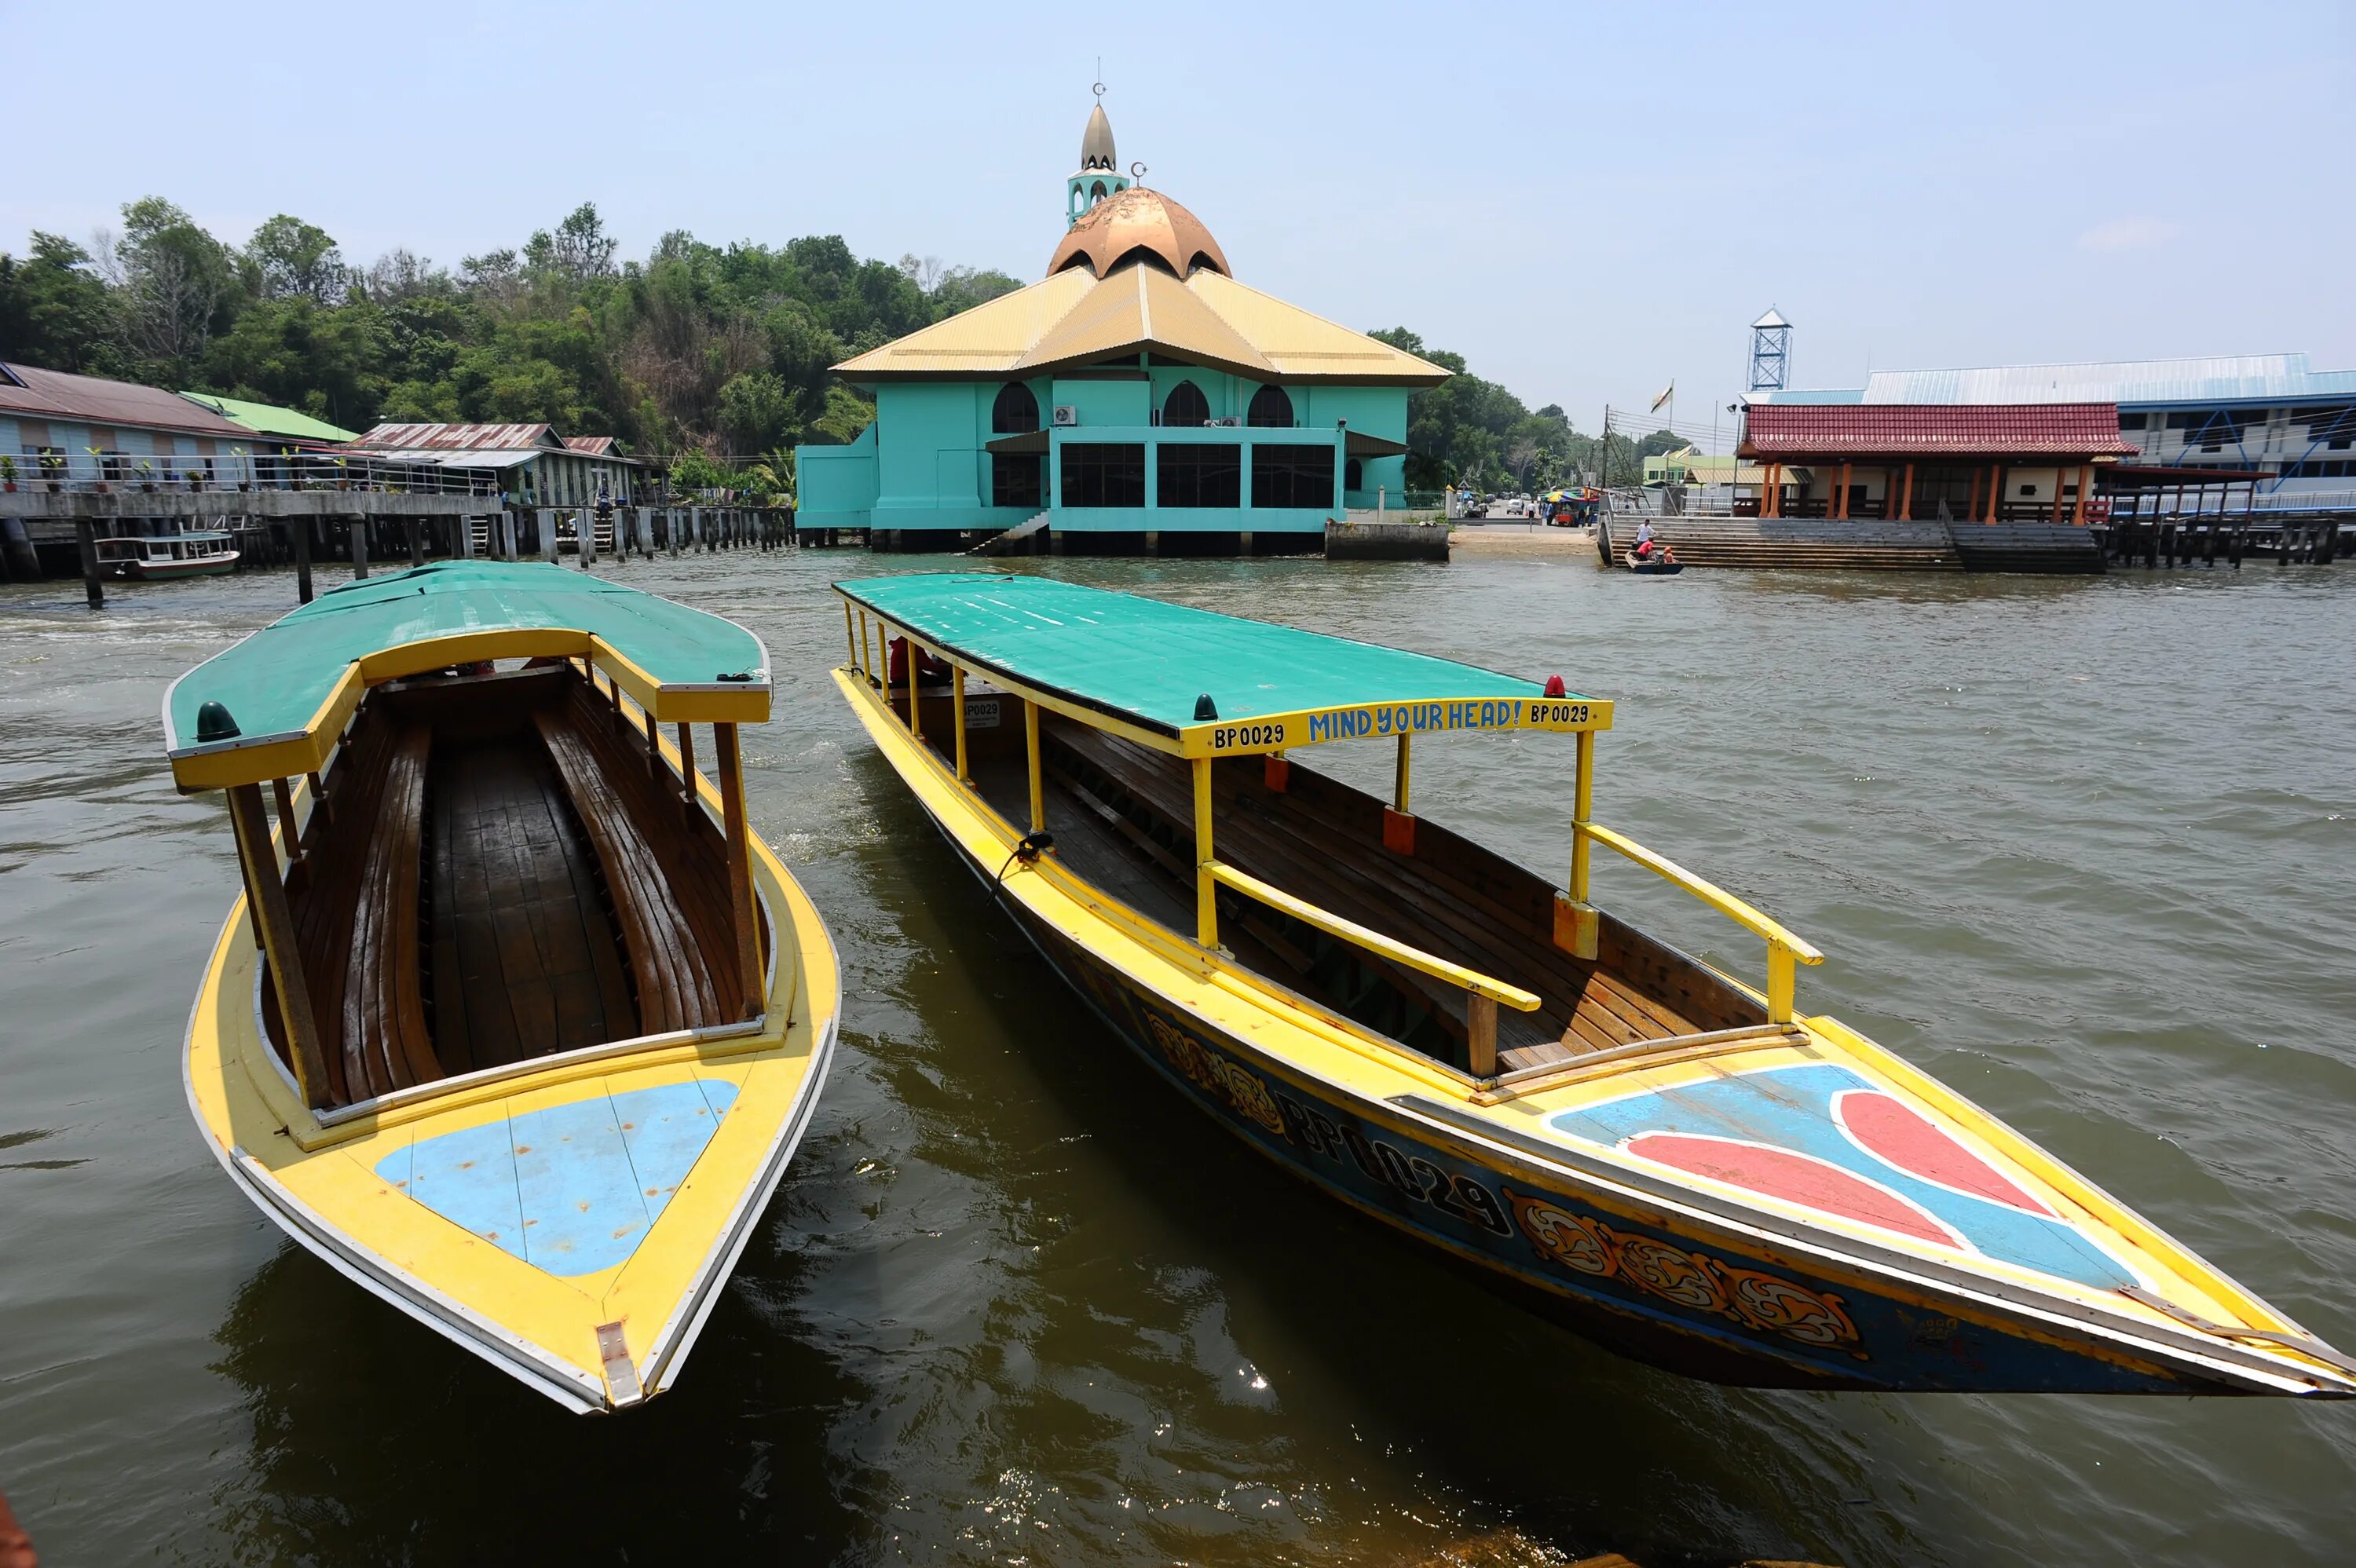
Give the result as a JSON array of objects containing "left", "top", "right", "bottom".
[
  {"left": 714, "top": 722, "right": 763, "bottom": 1021},
  {"left": 75, "top": 519, "right": 104, "bottom": 609}
]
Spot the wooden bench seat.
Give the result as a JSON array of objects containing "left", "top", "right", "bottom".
[
  {"left": 273, "top": 714, "right": 439, "bottom": 1106},
  {"left": 535, "top": 700, "right": 739, "bottom": 1035}
]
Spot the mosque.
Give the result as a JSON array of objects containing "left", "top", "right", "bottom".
[{"left": 794, "top": 100, "right": 1449, "bottom": 554}]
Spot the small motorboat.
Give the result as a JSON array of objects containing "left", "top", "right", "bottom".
[
  {"left": 831, "top": 572, "right": 2354, "bottom": 1396},
  {"left": 1626, "top": 550, "right": 1683, "bottom": 575},
  {"left": 95, "top": 521, "right": 238, "bottom": 579},
  {"left": 165, "top": 561, "right": 839, "bottom": 1412}
]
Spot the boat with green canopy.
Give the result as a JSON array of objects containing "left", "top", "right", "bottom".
[
  {"left": 833, "top": 570, "right": 2354, "bottom": 1397},
  {"left": 168, "top": 561, "right": 840, "bottom": 1413}
]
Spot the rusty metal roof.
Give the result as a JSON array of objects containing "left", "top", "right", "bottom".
[
  {"left": 357, "top": 422, "right": 566, "bottom": 451},
  {"left": 0, "top": 362, "right": 252, "bottom": 439},
  {"left": 1740, "top": 403, "right": 2138, "bottom": 459},
  {"left": 563, "top": 435, "right": 617, "bottom": 455}
]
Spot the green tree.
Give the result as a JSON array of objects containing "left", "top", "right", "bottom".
[
  {"left": 0, "top": 233, "right": 121, "bottom": 375},
  {"left": 245, "top": 214, "right": 349, "bottom": 302},
  {"left": 715, "top": 370, "right": 803, "bottom": 455}
]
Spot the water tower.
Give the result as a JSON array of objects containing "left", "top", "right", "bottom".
[{"left": 1747, "top": 309, "right": 1791, "bottom": 393}]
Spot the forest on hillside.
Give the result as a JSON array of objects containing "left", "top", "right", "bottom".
[{"left": 0, "top": 199, "right": 1677, "bottom": 492}]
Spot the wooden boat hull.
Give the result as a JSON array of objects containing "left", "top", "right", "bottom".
[
  {"left": 839, "top": 667, "right": 2352, "bottom": 1398},
  {"left": 184, "top": 760, "right": 839, "bottom": 1413}
]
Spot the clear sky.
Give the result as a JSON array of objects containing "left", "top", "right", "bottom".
[{"left": 9, "top": 0, "right": 2351, "bottom": 442}]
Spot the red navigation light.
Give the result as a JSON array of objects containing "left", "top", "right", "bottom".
[{"left": 1543, "top": 675, "right": 1567, "bottom": 698}]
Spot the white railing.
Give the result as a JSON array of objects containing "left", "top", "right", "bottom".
[{"left": 0, "top": 448, "right": 502, "bottom": 499}]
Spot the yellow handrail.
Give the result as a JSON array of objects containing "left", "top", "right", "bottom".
[
  {"left": 1205, "top": 859, "right": 1542, "bottom": 1012},
  {"left": 1574, "top": 820, "right": 1823, "bottom": 1022}
]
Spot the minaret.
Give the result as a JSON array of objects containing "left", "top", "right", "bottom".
[{"left": 1067, "top": 97, "right": 1132, "bottom": 225}]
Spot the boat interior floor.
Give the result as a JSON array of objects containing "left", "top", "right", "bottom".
[
  {"left": 927, "top": 702, "right": 1763, "bottom": 1076},
  {"left": 265, "top": 667, "right": 755, "bottom": 1109}
]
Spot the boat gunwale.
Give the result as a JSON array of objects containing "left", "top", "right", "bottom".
[
  {"left": 186, "top": 822, "right": 841, "bottom": 1414},
  {"left": 840, "top": 663, "right": 2356, "bottom": 1398},
  {"left": 1383, "top": 1091, "right": 2356, "bottom": 1397}
]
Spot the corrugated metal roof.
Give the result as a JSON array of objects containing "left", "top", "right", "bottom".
[
  {"left": 1858, "top": 354, "right": 2356, "bottom": 407},
  {"left": 178, "top": 392, "right": 359, "bottom": 444},
  {"left": 346, "top": 446, "right": 542, "bottom": 470},
  {"left": 357, "top": 422, "right": 565, "bottom": 451},
  {"left": 563, "top": 435, "right": 616, "bottom": 455},
  {"left": 833, "top": 260, "right": 1447, "bottom": 387},
  {"left": 1740, "top": 404, "right": 2139, "bottom": 459},
  {"left": 0, "top": 362, "right": 252, "bottom": 439}
]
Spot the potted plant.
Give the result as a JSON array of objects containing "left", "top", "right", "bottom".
[
  {"left": 232, "top": 447, "right": 251, "bottom": 492},
  {"left": 333, "top": 455, "right": 350, "bottom": 492},
  {"left": 39, "top": 452, "right": 64, "bottom": 492},
  {"left": 135, "top": 458, "right": 157, "bottom": 492},
  {"left": 0, "top": 455, "right": 16, "bottom": 492},
  {"left": 87, "top": 447, "right": 109, "bottom": 493}
]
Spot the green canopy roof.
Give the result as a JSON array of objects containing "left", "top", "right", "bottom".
[
  {"left": 835, "top": 572, "right": 1608, "bottom": 757},
  {"left": 177, "top": 392, "right": 360, "bottom": 445},
  {"left": 166, "top": 562, "right": 770, "bottom": 788}
]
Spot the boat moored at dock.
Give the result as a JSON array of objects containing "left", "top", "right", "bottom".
[
  {"left": 96, "top": 521, "right": 239, "bottom": 579},
  {"left": 831, "top": 571, "right": 2354, "bottom": 1397},
  {"left": 165, "top": 561, "right": 839, "bottom": 1413}
]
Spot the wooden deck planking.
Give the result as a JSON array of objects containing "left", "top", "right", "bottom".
[{"left": 430, "top": 733, "right": 635, "bottom": 1069}]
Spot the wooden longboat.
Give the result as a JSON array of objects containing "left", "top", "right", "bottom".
[
  {"left": 164, "top": 561, "right": 839, "bottom": 1413},
  {"left": 833, "top": 572, "right": 2354, "bottom": 1398}
]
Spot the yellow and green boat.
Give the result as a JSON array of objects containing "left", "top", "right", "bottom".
[
  {"left": 166, "top": 561, "right": 839, "bottom": 1413},
  {"left": 833, "top": 572, "right": 2353, "bottom": 1397}
]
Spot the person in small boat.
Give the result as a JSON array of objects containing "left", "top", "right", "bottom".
[{"left": 1633, "top": 519, "right": 1657, "bottom": 559}]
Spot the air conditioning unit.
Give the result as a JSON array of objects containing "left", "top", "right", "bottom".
[
  {"left": 1212, "top": 416, "right": 1240, "bottom": 427},
  {"left": 1052, "top": 405, "right": 1079, "bottom": 427}
]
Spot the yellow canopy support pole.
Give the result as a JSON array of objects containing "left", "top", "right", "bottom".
[
  {"left": 1193, "top": 756, "right": 1217, "bottom": 949},
  {"left": 1570, "top": 729, "right": 1595, "bottom": 901},
  {"left": 270, "top": 776, "right": 304, "bottom": 864},
  {"left": 952, "top": 666, "right": 970, "bottom": 783},
  {"left": 902, "top": 627, "right": 920, "bottom": 740},
  {"left": 229, "top": 782, "right": 329, "bottom": 1109},
  {"left": 1204, "top": 860, "right": 1541, "bottom": 1011},
  {"left": 1394, "top": 731, "right": 1411, "bottom": 814},
  {"left": 714, "top": 722, "right": 763, "bottom": 1021},
  {"left": 842, "top": 601, "right": 858, "bottom": 668},
  {"left": 1024, "top": 699, "right": 1044, "bottom": 833}
]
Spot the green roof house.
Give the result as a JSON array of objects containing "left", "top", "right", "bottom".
[{"left": 177, "top": 393, "right": 361, "bottom": 448}]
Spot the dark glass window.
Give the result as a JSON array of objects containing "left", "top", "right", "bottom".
[
  {"left": 1345, "top": 457, "right": 1363, "bottom": 490},
  {"left": 1162, "top": 380, "right": 1210, "bottom": 428},
  {"left": 993, "top": 455, "right": 1043, "bottom": 508},
  {"left": 2119, "top": 411, "right": 2147, "bottom": 430},
  {"left": 1246, "top": 384, "right": 1294, "bottom": 428},
  {"left": 1250, "top": 444, "right": 1335, "bottom": 509},
  {"left": 1158, "top": 443, "right": 1241, "bottom": 507},
  {"left": 992, "top": 382, "right": 1040, "bottom": 433},
  {"left": 1060, "top": 443, "right": 1146, "bottom": 507}
]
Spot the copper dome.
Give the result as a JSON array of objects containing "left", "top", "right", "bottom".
[{"left": 1048, "top": 186, "right": 1231, "bottom": 281}]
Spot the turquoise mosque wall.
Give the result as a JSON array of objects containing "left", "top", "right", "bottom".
[{"left": 796, "top": 360, "right": 1411, "bottom": 539}]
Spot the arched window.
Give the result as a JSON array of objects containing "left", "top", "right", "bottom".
[
  {"left": 1345, "top": 458, "right": 1363, "bottom": 491},
  {"left": 1247, "top": 384, "right": 1293, "bottom": 429},
  {"left": 1162, "top": 380, "right": 1209, "bottom": 429},
  {"left": 992, "top": 382, "right": 1040, "bottom": 433},
  {"left": 1090, "top": 180, "right": 1108, "bottom": 205}
]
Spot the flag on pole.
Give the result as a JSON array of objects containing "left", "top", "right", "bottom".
[{"left": 1650, "top": 381, "right": 1675, "bottom": 413}]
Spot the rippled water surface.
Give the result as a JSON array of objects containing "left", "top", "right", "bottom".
[{"left": 2, "top": 548, "right": 2352, "bottom": 1566}]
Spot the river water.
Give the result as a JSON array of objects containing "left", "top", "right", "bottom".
[{"left": 2, "top": 546, "right": 2351, "bottom": 1566}]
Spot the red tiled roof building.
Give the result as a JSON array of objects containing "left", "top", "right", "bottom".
[{"left": 1736, "top": 403, "right": 2138, "bottom": 522}]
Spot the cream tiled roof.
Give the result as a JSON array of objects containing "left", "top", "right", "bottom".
[{"left": 834, "top": 261, "right": 1447, "bottom": 387}]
